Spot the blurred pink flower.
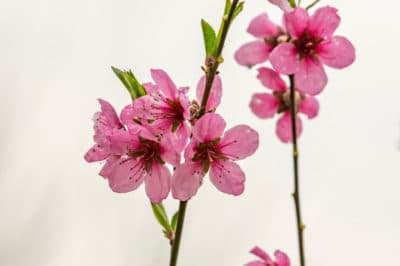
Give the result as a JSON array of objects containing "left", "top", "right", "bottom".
[
  {"left": 132, "top": 69, "right": 191, "bottom": 151},
  {"left": 246, "top": 246, "right": 290, "bottom": 266},
  {"left": 172, "top": 113, "right": 259, "bottom": 200},
  {"left": 270, "top": 6, "right": 356, "bottom": 95},
  {"left": 234, "top": 13, "right": 288, "bottom": 67},
  {"left": 249, "top": 67, "right": 319, "bottom": 142},
  {"left": 268, "top": 0, "right": 293, "bottom": 12}
]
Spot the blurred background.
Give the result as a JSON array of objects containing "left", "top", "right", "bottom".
[{"left": 1, "top": 0, "right": 399, "bottom": 265}]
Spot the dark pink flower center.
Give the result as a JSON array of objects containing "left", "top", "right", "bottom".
[
  {"left": 293, "top": 32, "right": 323, "bottom": 59},
  {"left": 128, "top": 137, "right": 163, "bottom": 171},
  {"left": 264, "top": 29, "right": 289, "bottom": 48},
  {"left": 151, "top": 97, "right": 185, "bottom": 132},
  {"left": 192, "top": 139, "right": 227, "bottom": 170}
]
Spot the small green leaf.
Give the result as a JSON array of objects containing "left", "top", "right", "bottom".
[
  {"left": 171, "top": 211, "right": 179, "bottom": 231},
  {"left": 232, "top": 1, "right": 244, "bottom": 20},
  {"left": 111, "top": 66, "right": 147, "bottom": 100},
  {"left": 201, "top": 19, "right": 217, "bottom": 56},
  {"left": 289, "top": 0, "right": 296, "bottom": 8},
  {"left": 151, "top": 203, "right": 171, "bottom": 231}
]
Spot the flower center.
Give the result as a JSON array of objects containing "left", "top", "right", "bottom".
[
  {"left": 166, "top": 98, "right": 185, "bottom": 131},
  {"left": 129, "top": 137, "right": 163, "bottom": 171},
  {"left": 192, "top": 139, "right": 227, "bottom": 171},
  {"left": 293, "top": 32, "right": 323, "bottom": 60},
  {"left": 274, "top": 91, "right": 303, "bottom": 113}
]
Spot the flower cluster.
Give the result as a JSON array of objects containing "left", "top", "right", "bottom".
[
  {"left": 235, "top": 4, "right": 355, "bottom": 142},
  {"left": 85, "top": 69, "right": 259, "bottom": 203}
]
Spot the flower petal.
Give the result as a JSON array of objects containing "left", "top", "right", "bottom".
[
  {"left": 84, "top": 144, "right": 109, "bottom": 162},
  {"left": 269, "top": 43, "right": 299, "bottom": 75},
  {"left": 284, "top": 8, "right": 309, "bottom": 38},
  {"left": 171, "top": 161, "right": 204, "bottom": 201},
  {"left": 295, "top": 58, "right": 327, "bottom": 95},
  {"left": 160, "top": 132, "right": 183, "bottom": 167},
  {"left": 108, "top": 158, "right": 145, "bottom": 193},
  {"left": 109, "top": 129, "right": 140, "bottom": 155},
  {"left": 131, "top": 95, "right": 154, "bottom": 120},
  {"left": 150, "top": 69, "right": 177, "bottom": 100},
  {"left": 257, "top": 67, "right": 287, "bottom": 91},
  {"left": 317, "top": 36, "right": 356, "bottom": 69},
  {"left": 268, "top": 0, "right": 293, "bottom": 12},
  {"left": 99, "top": 155, "right": 120, "bottom": 178},
  {"left": 142, "top": 82, "right": 158, "bottom": 94},
  {"left": 98, "top": 98, "right": 123, "bottom": 129},
  {"left": 145, "top": 163, "right": 171, "bottom": 203},
  {"left": 276, "top": 112, "right": 302, "bottom": 143},
  {"left": 120, "top": 103, "right": 137, "bottom": 127},
  {"left": 250, "top": 246, "right": 273, "bottom": 263},
  {"left": 184, "top": 139, "right": 197, "bottom": 161},
  {"left": 234, "top": 41, "right": 272, "bottom": 67},
  {"left": 308, "top": 6, "right": 340, "bottom": 38},
  {"left": 247, "top": 13, "right": 278, "bottom": 38},
  {"left": 209, "top": 160, "right": 245, "bottom": 196},
  {"left": 246, "top": 262, "right": 266, "bottom": 266},
  {"left": 250, "top": 93, "right": 279, "bottom": 119},
  {"left": 219, "top": 125, "right": 259, "bottom": 160},
  {"left": 196, "top": 75, "right": 223, "bottom": 110},
  {"left": 299, "top": 96, "right": 319, "bottom": 119},
  {"left": 193, "top": 113, "right": 226, "bottom": 142},
  {"left": 274, "top": 250, "right": 291, "bottom": 266}
]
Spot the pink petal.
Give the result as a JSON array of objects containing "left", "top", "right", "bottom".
[
  {"left": 268, "top": 0, "right": 293, "bottom": 12},
  {"left": 218, "top": 125, "right": 259, "bottom": 160},
  {"left": 246, "top": 262, "right": 266, "bottom": 266},
  {"left": 299, "top": 96, "right": 319, "bottom": 119},
  {"left": 193, "top": 113, "right": 226, "bottom": 142},
  {"left": 120, "top": 103, "right": 137, "bottom": 127},
  {"left": 109, "top": 129, "right": 140, "bottom": 155},
  {"left": 295, "top": 58, "right": 327, "bottom": 95},
  {"left": 150, "top": 69, "right": 177, "bottom": 100},
  {"left": 144, "top": 163, "right": 171, "bottom": 203},
  {"left": 250, "top": 93, "right": 279, "bottom": 119},
  {"left": 247, "top": 13, "right": 278, "bottom": 38},
  {"left": 131, "top": 95, "right": 154, "bottom": 120},
  {"left": 196, "top": 75, "right": 222, "bottom": 110},
  {"left": 276, "top": 112, "right": 302, "bottom": 143},
  {"left": 84, "top": 144, "right": 109, "bottom": 162},
  {"left": 160, "top": 132, "right": 182, "bottom": 167},
  {"left": 108, "top": 158, "right": 145, "bottom": 193},
  {"left": 269, "top": 43, "right": 299, "bottom": 75},
  {"left": 284, "top": 8, "right": 309, "bottom": 38},
  {"left": 171, "top": 161, "right": 204, "bottom": 201},
  {"left": 234, "top": 41, "right": 272, "bottom": 67},
  {"left": 274, "top": 250, "right": 291, "bottom": 266},
  {"left": 178, "top": 91, "right": 192, "bottom": 120},
  {"left": 257, "top": 67, "right": 287, "bottom": 91},
  {"left": 317, "top": 36, "right": 356, "bottom": 69},
  {"left": 209, "top": 160, "right": 245, "bottom": 196},
  {"left": 184, "top": 139, "right": 197, "bottom": 161},
  {"left": 250, "top": 246, "right": 273, "bottom": 263},
  {"left": 99, "top": 156, "right": 120, "bottom": 178},
  {"left": 142, "top": 82, "right": 158, "bottom": 94},
  {"left": 308, "top": 6, "right": 340, "bottom": 38},
  {"left": 98, "top": 98, "right": 123, "bottom": 129}
]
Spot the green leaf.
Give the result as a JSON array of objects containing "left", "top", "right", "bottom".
[
  {"left": 201, "top": 19, "right": 217, "bottom": 56},
  {"left": 288, "top": 0, "right": 296, "bottom": 8},
  {"left": 232, "top": 1, "right": 244, "bottom": 20},
  {"left": 151, "top": 203, "right": 171, "bottom": 231},
  {"left": 111, "top": 66, "right": 146, "bottom": 100},
  {"left": 171, "top": 211, "right": 179, "bottom": 231}
]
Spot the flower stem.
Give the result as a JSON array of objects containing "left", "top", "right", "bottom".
[
  {"left": 169, "top": 201, "right": 188, "bottom": 266},
  {"left": 289, "top": 75, "right": 306, "bottom": 266},
  {"left": 198, "top": 0, "right": 240, "bottom": 116},
  {"left": 305, "top": 0, "right": 321, "bottom": 10}
]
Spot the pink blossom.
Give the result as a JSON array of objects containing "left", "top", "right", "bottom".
[
  {"left": 171, "top": 113, "right": 259, "bottom": 200},
  {"left": 196, "top": 74, "right": 223, "bottom": 111},
  {"left": 234, "top": 13, "right": 288, "bottom": 67},
  {"left": 132, "top": 69, "right": 191, "bottom": 151},
  {"left": 270, "top": 6, "right": 356, "bottom": 95},
  {"left": 246, "top": 246, "right": 290, "bottom": 266},
  {"left": 103, "top": 125, "right": 179, "bottom": 203},
  {"left": 84, "top": 99, "right": 123, "bottom": 163},
  {"left": 268, "top": 0, "right": 293, "bottom": 12},
  {"left": 249, "top": 67, "right": 319, "bottom": 142}
]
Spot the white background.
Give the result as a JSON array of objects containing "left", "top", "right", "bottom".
[{"left": 1, "top": 0, "right": 399, "bottom": 265}]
